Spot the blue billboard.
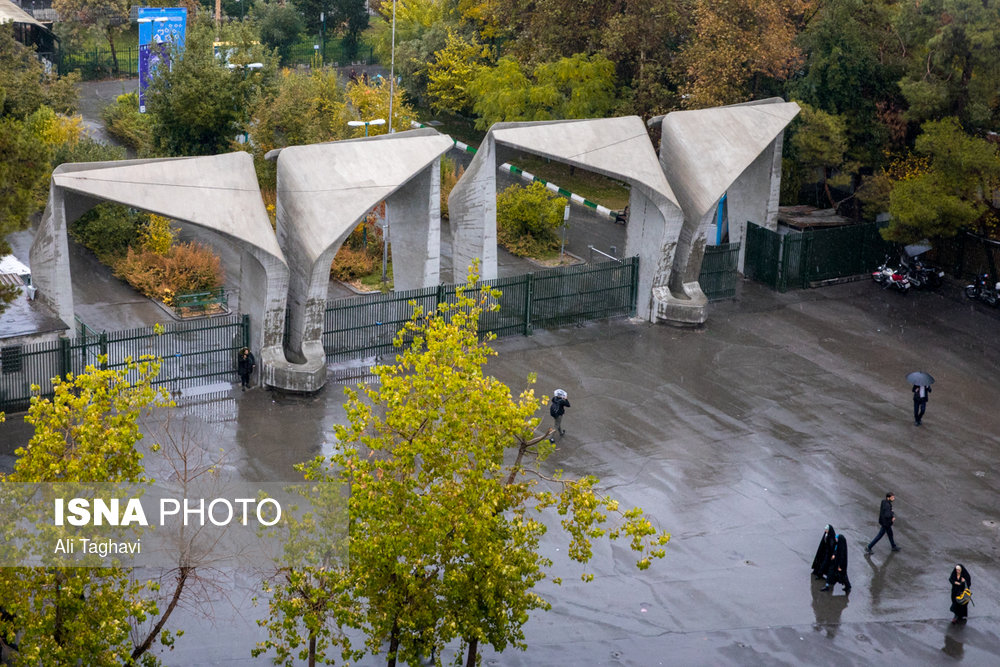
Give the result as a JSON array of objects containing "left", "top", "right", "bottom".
[{"left": 138, "top": 7, "right": 187, "bottom": 113}]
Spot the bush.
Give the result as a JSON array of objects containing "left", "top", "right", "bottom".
[
  {"left": 331, "top": 211, "right": 388, "bottom": 281},
  {"left": 114, "top": 241, "right": 223, "bottom": 304},
  {"left": 70, "top": 203, "right": 144, "bottom": 262},
  {"left": 440, "top": 158, "right": 464, "bottom": 219},
  {"left": 100, "top": 92, "right": 154, "bottom": 155},
  {"left": 496, "top": 181, "right": 567, "bottom": 257}
]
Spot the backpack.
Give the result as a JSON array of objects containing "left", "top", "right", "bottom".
[{"left": 549, "top": 399, "right": 562, "bottom": 418}]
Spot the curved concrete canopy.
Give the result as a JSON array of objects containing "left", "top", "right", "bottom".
[
  {"left": 51, "top": 152, "right": 282, "bottom": 260},
  {"left": 31, "top": 152, "right": 290, "bottom": 390},
  {"left": 659, "top": 100, "right": 800, "bottom": 220},
  {"left": 276, "top": 129, "right": 454, "bottom": 268},
  {"left": 491, "top": 117, "right": 680, "bottom": 209},
  {"left": 448, "top": 117, "right": 686, "bottom": 323},
  {"left": 273, "top": 129, "right": 454, "bottom": 392}
]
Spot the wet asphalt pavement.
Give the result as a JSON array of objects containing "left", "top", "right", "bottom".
[
  {"left": 1, "top": 82, "right": 999, "bottom": 665},
  {"left": 3, "top": 278, "right": 998, "bottom": 666}
]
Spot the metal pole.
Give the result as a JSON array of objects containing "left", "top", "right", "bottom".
[
  {"left": 381, "top": 211, "right": 389, "bottom": 284},
  {"left": 388, "top": 0, "right": 396, "bottom": 133},
  {"left": 560, "top": 203, "right": 570, "bottom": 262}
]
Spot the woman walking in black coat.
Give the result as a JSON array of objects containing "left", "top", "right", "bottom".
[
  {"left": 821, "top": 533, "right": 851, "bottom": 594},
  {"left": 811, "top": 524, "right": 837, "bottom": 580},
  {"left": 949, "top": 564, "right": 971, "bottom": 624}
]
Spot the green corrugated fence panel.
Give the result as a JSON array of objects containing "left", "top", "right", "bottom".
[
  {"left": 699, "top": 243, "right": 741, "bottom": 300},
  {"left": 322, "top": 258, "right": 638, "bottom": 363},
  {"left": 744, "top": 222, "right": 781, "bottom": 289}
]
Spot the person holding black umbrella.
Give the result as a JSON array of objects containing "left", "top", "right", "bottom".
[{"left": 908, "top": 371, "right": 934, "bottom": 426}]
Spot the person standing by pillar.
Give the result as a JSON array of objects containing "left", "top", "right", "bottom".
[
  {"left": 866, "top": 492, "right": 900, "bottom": 553},
  {"left": 237, "top": 346, "right": 256, "bottom": 391}
]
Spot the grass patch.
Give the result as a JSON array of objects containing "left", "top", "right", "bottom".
[{"left": 506, "top": 152, "right": 630, "bottom": 211}]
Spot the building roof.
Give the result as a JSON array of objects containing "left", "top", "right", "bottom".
[{"left": 0, "top": 0, "right": 45, "bottom": 28}]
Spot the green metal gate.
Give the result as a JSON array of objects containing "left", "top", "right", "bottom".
[
  {"left": 322, "top": 258, "right": 639, "bottom": 363},
  {"left": 0, "top": 316, "right": 249, "bottom": 414},
  {"left": 746, "top": 221, "right": 895, "bottom": 291},
  {"left": 698, "top": 242, "right": 741, "bottom": 301},
  {"left": 744, "top": 222, "right": 782, "bottom": 289}
]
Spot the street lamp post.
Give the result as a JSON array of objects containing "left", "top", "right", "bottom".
[
  {"left": 388, "top": 0, "right": 396, "bottom": 134},
  {"left": 347, "top": 118, "right": 385, "bottom": 137},
  {"left": 560, "top": 203, "right": 570, "bottom": 262}
]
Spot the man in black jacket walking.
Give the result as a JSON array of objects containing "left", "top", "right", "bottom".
[{"left": 865, "top": 492, "right": 900, "bottom": 553}]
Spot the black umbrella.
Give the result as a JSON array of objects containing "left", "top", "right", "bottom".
[{"left": 907, "top": 371, "right": 935, "bottom": 386}]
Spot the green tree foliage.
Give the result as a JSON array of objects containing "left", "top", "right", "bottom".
[
  {"left": 344, "top": 76, "right": 417, "bottom": 136},
  {"left": 0, "top": 24, "right": 79, "bottom": 259},
  {"left": 468, "top": 54, "right": 617, "bottom": 130},
  {"left": 248, "top": 67, "right": 347, "bottom": 184},
  {"left": 783, "top": 102, "right": 852, "bottom": 208},
  {"left": 70, "top": 203, "right": 145, "bottom": 263},
  {"left": 895, "top": 0, "right": 1000, "bottom": 131},
  {"left": 790, "top": 0, "right": 906, "bottom": 166},
  {"left": 297, "top": 0, "right": 369, "bottom": 55},
  {"left": 253, "top": 0, "right": 306, "bottom": 65},
  {"left": 885, "top": 117, "right": 1000, "bottom": 242},
  {"left": 257, "top": 279, "right": 669, "bottom": 666},
  {"left": 0, "top": 360, "right": 174, "bottom": 666},
  {"left": 496, "top": 182, "right": 568, "bottom": 257},
  {"left": 678, "top": 0, "right": 809, "bottom": 108},
  {"left": 145, "top": 19, "right": 277, "bottom": 156},
  {"left": 51, "top": 0, "right": 131, "bottom": 74},
  {"left": 426, "top": 30, "right": 484, "bottom": 114}
]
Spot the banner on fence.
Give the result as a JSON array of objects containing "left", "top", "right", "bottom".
[{"left": 138, "top": 7, "right": 187, "bottom": 113}]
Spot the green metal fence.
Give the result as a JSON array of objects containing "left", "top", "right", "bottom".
[
  {"left": 698, "top": 242, "right": 741, "bottom": 300},
  {"left": 744, "top": 221, "right": 894, "bottom": 291},
  {"left": 744, "top": 223, "right": 782, "bottom": 289},
  {"left": 926, "top": 231, "right": 1000, "bottom": 280},
  {"left": 0, "top": 316, "right": 249, "bottom": 414},
  {"left": 58, "top": 46, "right": 140, "bottom": 80},
  {"left": 322, "top": 258, "right": 639, "bottom": 362}
]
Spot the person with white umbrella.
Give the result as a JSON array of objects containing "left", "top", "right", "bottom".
[
  {"left": 549, "top": 389, "right": 570, "bottom": 440},
  {"left": 908, "top": 371, "right": 934, "bottom": 426}
]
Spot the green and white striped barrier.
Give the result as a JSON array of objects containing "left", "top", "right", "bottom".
[{"left": 413, "top": 121, "right": 618, "bottom": 220}]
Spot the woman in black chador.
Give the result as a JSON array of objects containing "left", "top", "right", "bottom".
[
  {"left": 811, "top": 524, "right": 837, "bottom": 579},
  {"left": 949, "top": 564, "right": 971, "bottom": 624},
  {"left": 821, "top": 533, "right": 851, "bottom": 593}
]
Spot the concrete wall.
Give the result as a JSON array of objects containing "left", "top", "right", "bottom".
[{"left": 448, "top": 133, "right": 498, "bottom": 281}]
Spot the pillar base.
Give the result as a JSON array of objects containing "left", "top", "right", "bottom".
[
  {"left": 260, "top": 341, "right": 327, "bottom": 392},
  {"left": 652, "top": 282, "right": 708, "bottom": 327}
]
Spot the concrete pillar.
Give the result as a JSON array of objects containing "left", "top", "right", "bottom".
[
  {"left": 390, "top": 160, "right": 441, "bottom": 291},
  {"left": 448, "top": 134, "right": 498, "bottom": 280},
  {"left": 30, "top": 186, "right": 76, "bottom": 330}
]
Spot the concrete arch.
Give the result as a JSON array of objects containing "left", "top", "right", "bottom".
[
  {"left": 270, "top": 129, "right": 454, "bottom": 391},
  {"left": 654, "top": 99, "right": 800, "bottom": 309},
  {"left": 30, "top": 152, "right": 290, "bottom": 382},
  {"left": 447, "top": 117, "right": 685, "bottom": 323}
]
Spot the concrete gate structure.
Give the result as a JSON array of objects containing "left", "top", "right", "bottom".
[
  {"left": 653, "top": 98, "right": 800, "bottom": 295},
  {"left": 266, "top": 129, "right": 454, "bottom": 391},
  {"left": 448, "top": 101, "right": 799, "bottom": 326},
  {"left": 30, "top": 152, "right": 289, "bottom": 376},
  {"left": 447, "top": 117, "right": 687, "bottom": 323}
]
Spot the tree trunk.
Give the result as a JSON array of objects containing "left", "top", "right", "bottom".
[
  {"left": 309, "top": 634, "right": 316, "bottom": 667},
  {"left": 106, "top": 27, "right": 119, "bottom": 76},
  {"left": 387, "top": 618, "right": 400, "bottom": 667},
  {"left": 131, "top": 566, "right": 191, "bottom": 662},
  {"left": 464, "top": 637, "right": 478, "bottom": 667}
]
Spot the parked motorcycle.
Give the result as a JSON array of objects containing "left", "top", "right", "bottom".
[
  {"left": 872, "top": 257, "right": 911, "bottom": 294},
  {"left": 964, "top": 273, "right": 999, "bottom": 306},
  {"left": 902, "top": 257, "right": 945, "bottom": 289}
]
